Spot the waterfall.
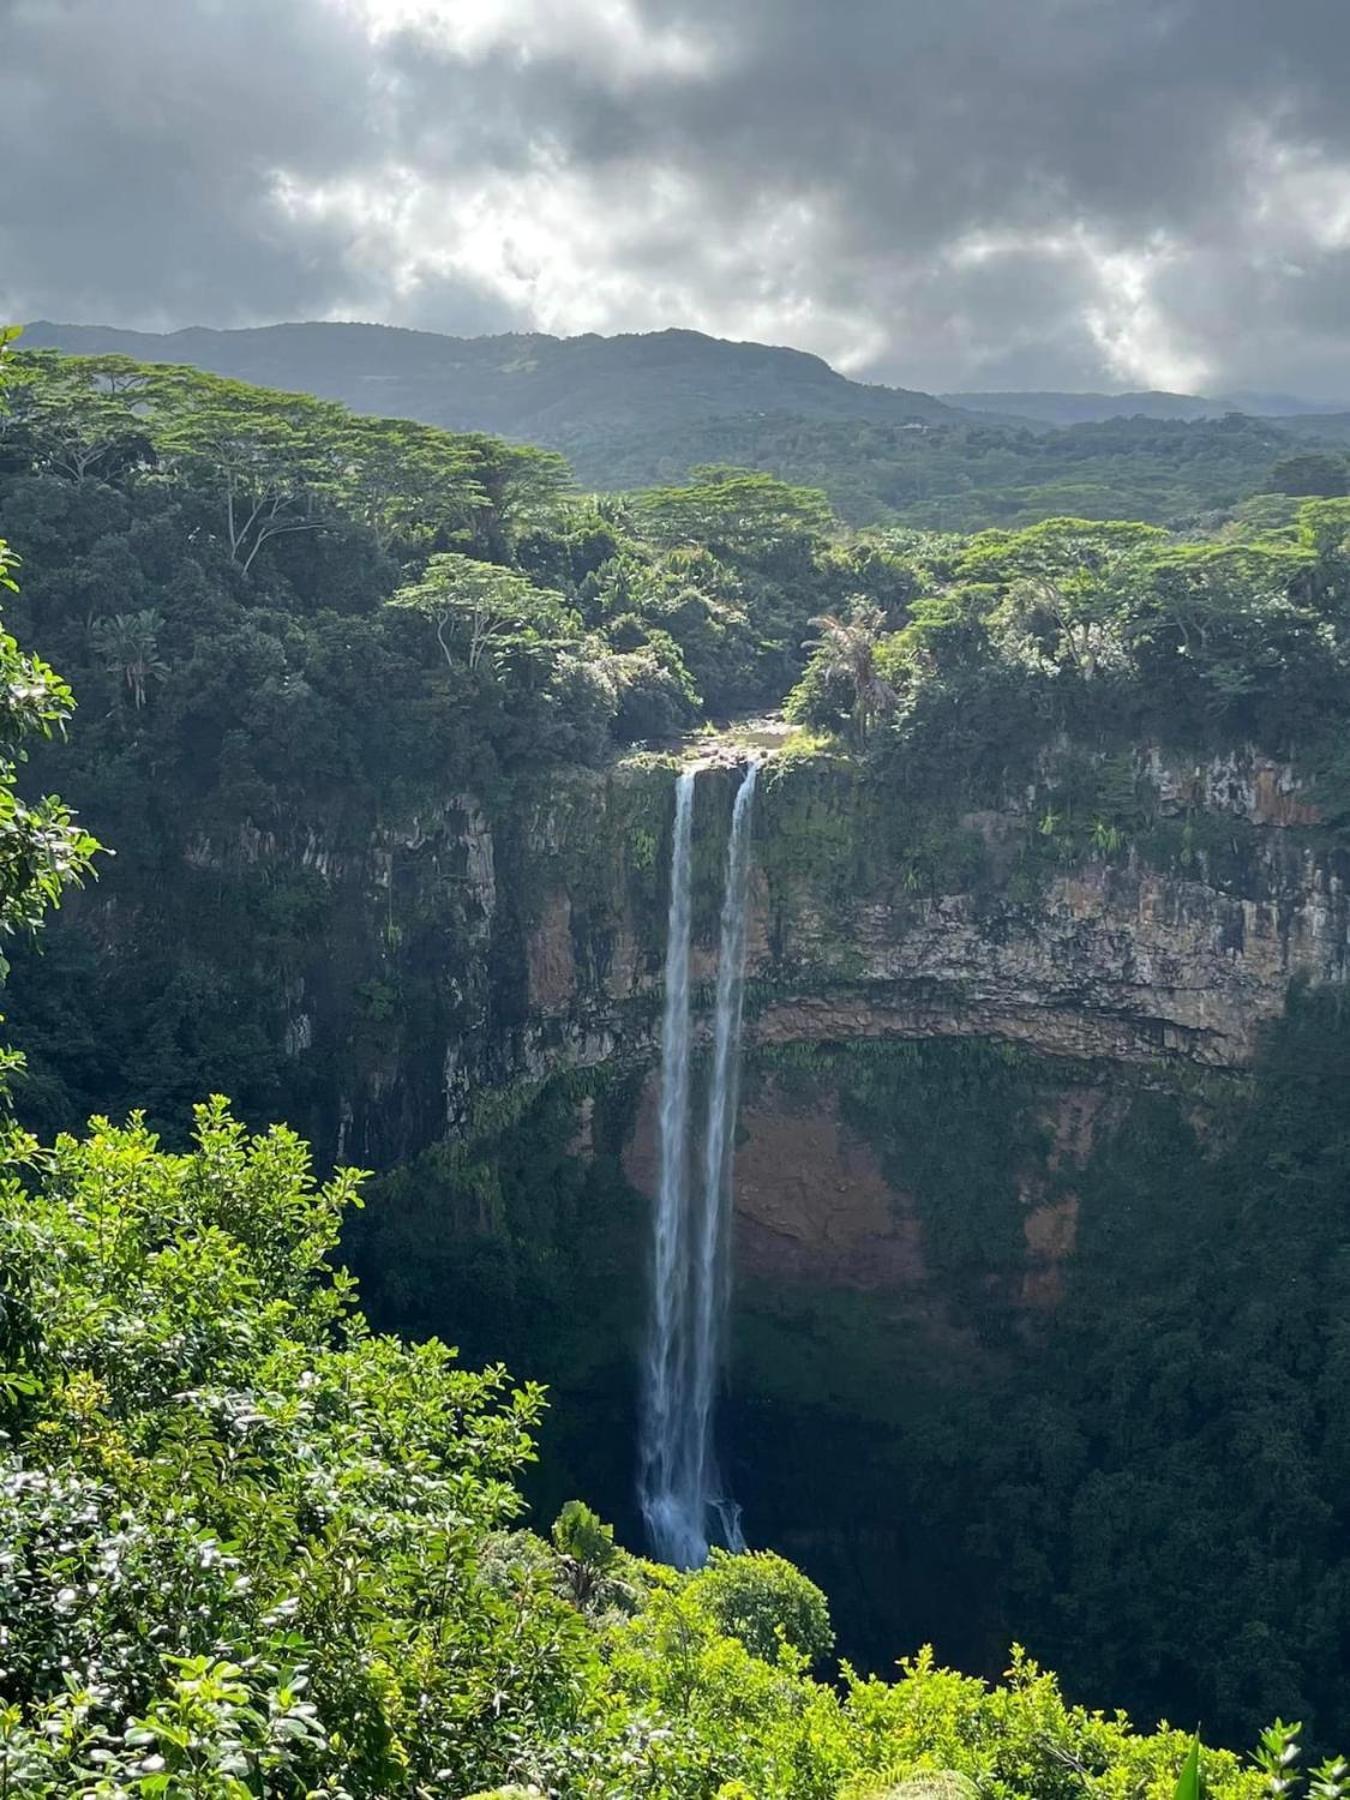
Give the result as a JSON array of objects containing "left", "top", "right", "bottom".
[
  {"left": 640, "top": 760, "right": 760, "bottom": 1567},
  {"left": 690, "top": 759, "right": 758, "bottom": 1555},
  {"left": 640, "top": 768, "right": 698, "bottom": 1564}
]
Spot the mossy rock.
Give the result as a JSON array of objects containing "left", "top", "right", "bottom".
[{"left": 860, "top": 1774, "right": 980, "bottom": 1800}]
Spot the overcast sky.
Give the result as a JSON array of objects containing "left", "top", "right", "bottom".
[{"left": 3, "top": 0, "right": 1350, "bottom": 397}]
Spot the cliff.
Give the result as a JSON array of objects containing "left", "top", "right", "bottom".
[
  {"left": 38, "top": 732, "right": 1340, "bottom": 1213},
  {"left": 12, "top": 730, "right": 1350, "bottom": 1710},
  {"left": 515, "top": 741, "right": 1344, "bottom": 1079}
]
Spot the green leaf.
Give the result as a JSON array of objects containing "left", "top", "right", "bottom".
[{"left": 1174, "top": 1733, "right": 1203, "bottom": 1800}]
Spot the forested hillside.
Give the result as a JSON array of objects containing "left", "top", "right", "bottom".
[
  {"left": 939, "top": 389, "right": 1227, "bottom": 425},
  {"left": 568, "top": 409, "right": 1301, "bottom": 529},
  {"left": 30, "top": 319, "right": 1350, "bottom": 529},
  {"left": 7, "top": 341, "right": 1350, "bottom": 1787},
  {"left": 8, "top": 346, "right": 1350, "bottom": 1136},
  {"left": 20, "top": 319, "right": 967, "bottom": 458}
]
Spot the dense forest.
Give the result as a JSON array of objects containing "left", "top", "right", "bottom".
[
  {"left": 8, "top": 344, "right": 1350, "bottom": 1140},
  {"left": 564, "top": 411, "right": 1311, "bottom": 530},
  {"left": 5, "top": 337, "right": 1350, "bottom": 1794},
  {"left": 28, "top": 320, "right": 1350, "bottom": 531}
]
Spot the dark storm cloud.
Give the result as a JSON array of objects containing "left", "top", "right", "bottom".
[
  {"left": 4, "top": 0, "right": 1350, "bottom": 393},
  {"left": 0, "top": 0, "right": 388, "bottom": 324}
]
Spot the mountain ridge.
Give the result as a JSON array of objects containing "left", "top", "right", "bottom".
[
  {"left": 21, "top": 319, "right": 1326, "bottom": 528},
  {"left": 944, "top": 385, "right": 1350, "bottom": 426},
  {"left": 21, "top": 317, "right": 978, "bottom": 443}
]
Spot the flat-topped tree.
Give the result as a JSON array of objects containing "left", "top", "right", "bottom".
[
  {"left": 635, "top": 465, "right": 834, "bottom": 555},
  {"left": 1126, "top": 536, "right": 1329, "bottom": 731},
  {"left": 148, "top": 367, "right": 348, "bottom": 574},
  {"left": 4, "top": 349, "right": 154, "bottom": 482},
  {"left": 388, "top": 552, "right": 579, "bottom": 673},
  {"left": 960, "top": 516, "right": 1166, "bottom": 682},
  {"left": 338, "top": 413, "right": 486, "bottom": 554},
  {"left": 454, "top": 433, "right": 573, "bottom": 560}
]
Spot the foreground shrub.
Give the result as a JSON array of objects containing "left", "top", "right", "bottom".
[
  {"left": 686, "top": 1546, "right": 835, "bottom": 1667},
  {"left": 0, "top": 1100, "right": 1335, "bottom": 1798}
]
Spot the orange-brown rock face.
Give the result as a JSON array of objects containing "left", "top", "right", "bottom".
[
  {"left": 199, "top": 741, "right": 1345, "bottom": 1166},
  {"left": 504, "top": 746, "right": 1349, "bottom": 1321},
  {"left": 622, "top": 1067, "right": 1103, "bottom": 1322},
  {"left": 624, "top": 1074, "right": 927, "bottom": 1292},
  {"left": 1014, "top": 1086, "right": 1110, "bottom": 1308},
  {"left": 526, "top": 892, "right": 576, "bottom": 1011}
]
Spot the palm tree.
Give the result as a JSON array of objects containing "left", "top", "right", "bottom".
[
  {"left": 804, "top": 600, "right": 896, "bottom": 747},
  {"left": 91, "top": 609, "right": 169, "bottom": 709}
]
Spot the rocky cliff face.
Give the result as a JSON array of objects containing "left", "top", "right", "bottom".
[
  {"left": 622, "top": 1067, "right": 1104, "bottom": 1308},
  {"left": 516, "top": 744, "right": 1348, "bottom": 1083},
  {"left": 52, "top": 735, "right": 1342, "bottom": 1271},
  {"left": 417, "top": 740, "right": 1343, "bottom": 1364},
  {"left": 31, "top": 734, "right": 1348, "bottom": 1341},
  {"left": 141, "top": 736, "right": 1344, "bottom": 1182},
  {"left": 136, "top": 735, "right": 1348, "bottom": 1679}
]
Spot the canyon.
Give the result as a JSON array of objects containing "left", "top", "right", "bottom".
[{"left": 10, "top": 731, "right": 1348, "bottom": 1689}]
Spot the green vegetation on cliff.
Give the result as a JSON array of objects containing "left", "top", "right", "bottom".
[
  {"left": 9, "top": 340, "right": 1350, "bottom": 1775},
  {"left": 729, "top": 1011, "right": 1350, "bottom": 1744},
  {"left": 0, "top": 1098, "right": 1306, "bottom": 1798},
  {"left": 790, "top": 509, "right": 1350, "bottom": 780}
]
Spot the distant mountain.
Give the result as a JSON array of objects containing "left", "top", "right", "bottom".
[
  {"left": 21, "top": 321, "right": 1306, "bottom": 529},
  {"left": 941, "top": 389, "right": 1229, "bottom": 426},
  {"left": 946, "top": 386, "right": 1350, "bottom": 427},
  {"left": 22, "top": 320, "right": 973, "bottom": 455},
  {"left": 1220, "top": 390, "right": 1350, "bottom": 418}
]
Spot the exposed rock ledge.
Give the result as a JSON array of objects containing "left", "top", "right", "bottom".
[
  {"left": 745, "top": 857, "right": 1348, "bottom": 1066},
  {"left": 169, "top": 743, "right": 1350, "bottom": 1155},
  {"left": 515, "top": 752, "right": 1350, "bottom": 1083}
]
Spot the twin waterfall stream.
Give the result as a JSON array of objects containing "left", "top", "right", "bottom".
[{"left": 639, "top": 761, "right": 760, "bottom": 1567}]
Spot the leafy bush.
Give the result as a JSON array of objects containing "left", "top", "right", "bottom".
[
  {"left": 686, "top": 1546, "right": 835, "bottom": 1667},
  {"left": 0, "top": 1097, "right": 1330, "bottom": 1797},
  {"left": 0, "top": 1101, "right": 593, "bottom": 1796}
]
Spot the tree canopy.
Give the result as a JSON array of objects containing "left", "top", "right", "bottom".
[
  {"left": 0, "top": 333, "right": 99, "bottom": 986},
  {"left": 8, "top": 343, "right": 1350, "bottom": 1783},
  {"left": 0, "top": 1097, "right": 1316, "bottom": 1797}
]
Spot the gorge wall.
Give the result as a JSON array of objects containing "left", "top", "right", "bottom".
[
  {"left": 11, "top": 738, "right": 1350, "bottom": 1720},
  {"left": 26, "top": 736, "right": 1336, "bottom": 1160},
  {"left": 239, "top": 740, "right": 1345, "bottom": 1161},
  {"left": 517, "top": 741, "right": 1344, "bottom": 1075}
]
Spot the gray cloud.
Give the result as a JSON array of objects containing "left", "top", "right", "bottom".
[
  {"left": 4, "top": 0, "right": 1350, "bottom": 395},
  {"left": 1, "top": 0, "right": 383, "bottom": 324}
]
